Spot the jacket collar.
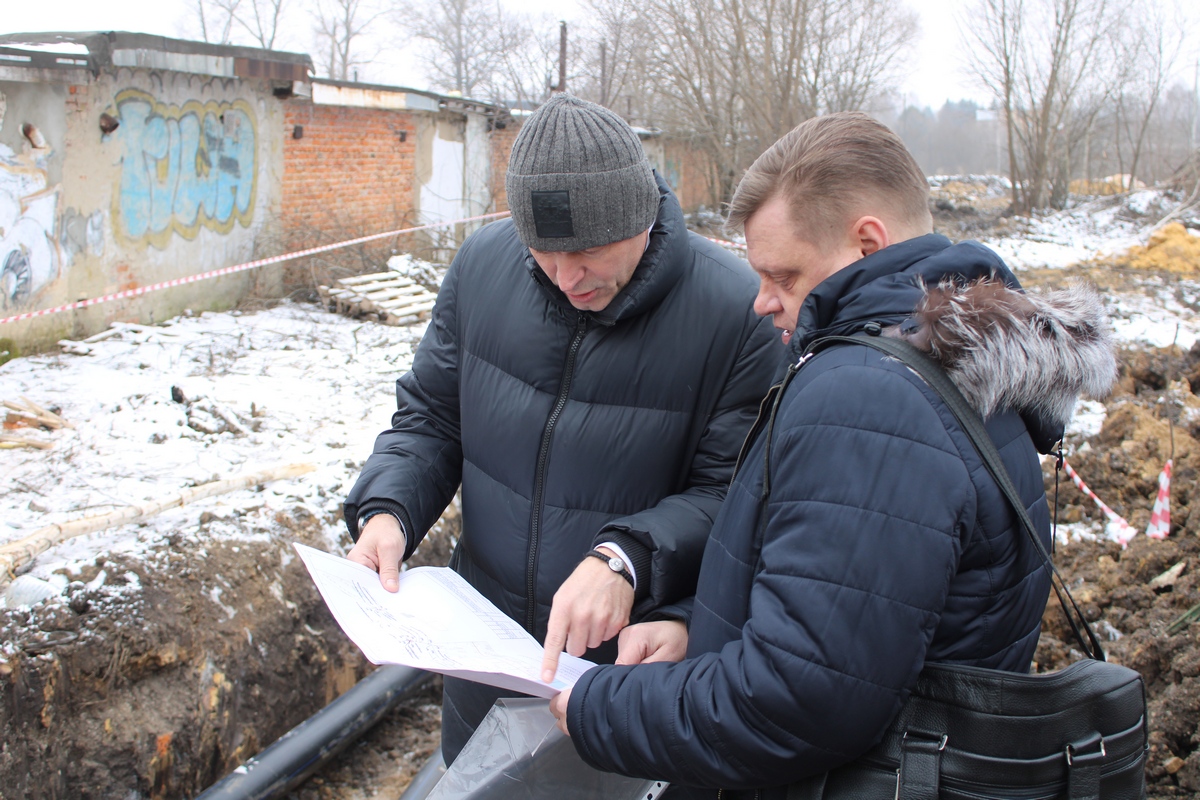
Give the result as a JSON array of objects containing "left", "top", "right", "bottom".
[
  {"left": 789, "top": 234, "right": 1019, "bottom": 356},
  {"left": 526, "top": 172, "right": 688, "bottom": 325}
]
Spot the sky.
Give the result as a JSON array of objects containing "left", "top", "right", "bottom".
[{"left": 2, "top": 0, "right": 1197, "bottom": 112}]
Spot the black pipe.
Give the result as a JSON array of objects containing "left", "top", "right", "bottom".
[
  {"left": 196, "top": 665, "right": 432, "bottom": 800},
  {"left": 398, "top": 747, "right": 446, "bottom": 800}
]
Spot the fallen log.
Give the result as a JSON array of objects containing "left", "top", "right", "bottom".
[
  {"left": 20, "top": 396, "right": 72, "bottom": 429},
  {"left": 2, "top": 398, "right": 70, "bottom": 430},
  {"left": 0, "top": 434, "right": 53, "bottom": 450},
  {"left": 0, "top": 462, "right": 316, "bottom": 584}
]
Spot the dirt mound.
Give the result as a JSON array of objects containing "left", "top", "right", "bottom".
[
  {"left": 1111, "top": 224, "right": 1200, "bottom": 275},
  {"left": 1033, "top": 340, "right": 1200, "bottom": 796},
  {"left": 927, "top": 175, "right": 1015, "bottom": 239}
]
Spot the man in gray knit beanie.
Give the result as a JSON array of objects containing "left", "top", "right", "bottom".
[
  {"left": 506, "top": 93, "right": 661, "bottom": 311},
  {"left": 345, "top": 92, "right": 779, "bottom": 764}
]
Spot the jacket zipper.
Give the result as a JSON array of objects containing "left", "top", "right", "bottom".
[{"left": 526, "top": 312, "right": 589, "bottom": 633}]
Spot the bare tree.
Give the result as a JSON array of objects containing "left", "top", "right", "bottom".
[
  {"left": 490, "top": 13, "right": 565, "bottom": 108},
  {"left": 314, "top": 0, "right": 384, "bottom": 80},
  {"left": 402, "top": 0, "right": 503, "bottom": 97},
  {"left": 628, "top": 0, "right": 916, "bottom": 206},
  {"left": 963, "top": 0, "right": 1023, "bottom": 209},
  {"left": 576, "top": 0, "right": 658, "bottom": 120},
  {"left": 1110, "top": 4, "right": 1184, "bottom": 186},
  {"left": 963, "top": 0, "right": 1136, "bottom": 211},
  {"left": 193, "top": 0, "right": 243, "bottom": 44},
  {"left": 235, "top": 0, "right": 290, "bottom": 49}
]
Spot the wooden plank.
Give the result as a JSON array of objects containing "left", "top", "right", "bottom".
[
  {"left": 0, "top": 433, "right": 53, "bottom": 450},
  {"left": 360, "top": 285, "right": 426, "bottom": 301},
  {"left": 339, "top": 271, "right": 403, "bottom": 286},
  {"left": 384, "top": 300, "right": 437, "bottom": 319},
  {"left": 377, "top": 295, "right": 437, "bottom": 311}
]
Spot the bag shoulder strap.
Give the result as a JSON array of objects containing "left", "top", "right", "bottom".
[{"left": 808, "top": 332, "right": 1105, "bottom": 661}]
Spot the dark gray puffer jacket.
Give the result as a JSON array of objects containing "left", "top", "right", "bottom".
[{"left": 345, "top": 177, "right": 780, "bottom": 757}]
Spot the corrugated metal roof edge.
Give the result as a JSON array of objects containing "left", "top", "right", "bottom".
[
  {"left": 0, "top": 31, "right": 313, "bottom": 74},
  {"left": 310, "top": 78, "right": 503, "bottom": 114}
]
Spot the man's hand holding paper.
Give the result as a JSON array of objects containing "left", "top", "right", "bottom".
[{"left": 295, "top": 543, "right": 596, "bottom": 699}]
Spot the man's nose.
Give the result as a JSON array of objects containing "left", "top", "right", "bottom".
[
  {"left": 753, "top": 286, "right": 780, "bottom": 317},
  {"left": 556, "top": 257, "right": 586, "bottom": 291}
]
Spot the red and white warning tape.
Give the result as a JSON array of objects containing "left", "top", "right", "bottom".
[
  {"left": 0, "top": 211, "right": 512, "bottom": 327},
  {"left": 1063, "top": 459, "right": 1139, "bottom": 546},
  {"left": 1146, "top": 459, "right": 1172, "bottom": 540}
]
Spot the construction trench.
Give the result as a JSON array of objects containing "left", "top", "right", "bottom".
[{"left": 4, "top": 196, "right": 1200, "bottom": 798}]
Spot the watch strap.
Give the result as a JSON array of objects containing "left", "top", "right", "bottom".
[{"left": 585, "top": 549, "right": 634, "bottom": 588}]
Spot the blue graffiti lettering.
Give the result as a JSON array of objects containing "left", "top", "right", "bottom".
[{"left": 112, "top": 90, "right": 257, "bottom": 245}]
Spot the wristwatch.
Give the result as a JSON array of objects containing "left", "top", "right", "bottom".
[
  {"left": 358, "top": 509, "right": 401, "bottom": 533},
  {"left": 585, "top": 549, "right": 634, "bottom": 588}
]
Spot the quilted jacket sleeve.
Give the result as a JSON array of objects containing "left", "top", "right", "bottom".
[
  {"left": 568, "top": 357, "right": 977, "bottom": 788},
  {"left": 343, "top": 247, "right": 467, "bottom": 560},
  {"left": 596, "top": 311, "right": 781, "bottom": 610}
]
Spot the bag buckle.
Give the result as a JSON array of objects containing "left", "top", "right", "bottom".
[
  {"left": 896, "top": 731, "right": 948, "bottom": 800},
  {"left": 1065, "top": 732, "right": 1106, "bottom": 766},
  {"left": 902, "top": 731, "right": 949, "bottom": 750}
]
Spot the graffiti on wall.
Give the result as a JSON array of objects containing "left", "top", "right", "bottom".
[
  {"left": 111, "top": 89, "right": 257, "bottom": 248},
  {"left": 0, "top": 90, "right": 69, "bottom": 310}
]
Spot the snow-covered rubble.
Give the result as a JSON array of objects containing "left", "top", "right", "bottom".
[
  {"left": 0, "top": 302, "right": 420, "bottom": 606},
  {"left": 982, "top": 189, "right": 1175, "bottom": 270},
  {"left": 1105, "top": 276, "right": 1200, "bottom": 349}
]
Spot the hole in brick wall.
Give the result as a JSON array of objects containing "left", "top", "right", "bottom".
[
  {"left": 293, "top": 125, "right": 304, "bottom": 139},
  {"left": 399, "top": 130, "right": 407, "bottom": 143}
]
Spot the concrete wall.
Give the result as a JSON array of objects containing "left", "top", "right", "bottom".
[{"left": 1, "top": 63, "right": 285, "bottom": 352}]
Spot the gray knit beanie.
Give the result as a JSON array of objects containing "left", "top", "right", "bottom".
[{"left": 506, "top": 94, "right": 659, "bottom": 252}]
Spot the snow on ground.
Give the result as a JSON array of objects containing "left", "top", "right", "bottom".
[
  {"left": 1104, "top": 275, "right": 1200, "bottom": 349},
  {"left": 982, "top": 189, "right": 1171, "bottom": 270},
  {"left": 0, "top": 302, "right": 421, "bottom": 606}
]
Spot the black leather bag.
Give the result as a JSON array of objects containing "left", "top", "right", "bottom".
[{"left": 784, "top": 333, "right": 1148, "bottom": 800}]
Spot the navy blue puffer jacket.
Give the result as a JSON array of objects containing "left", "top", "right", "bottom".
[{"left": 566, "top": 234, "right": 1116, "bottom": 798}]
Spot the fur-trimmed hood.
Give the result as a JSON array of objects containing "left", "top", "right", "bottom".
[
  {"left": 895, "top": 278, "right": 1117, "bottom": 432},
  {"left": 790, "top": 234, "right": 1117, "bottom": 448}
]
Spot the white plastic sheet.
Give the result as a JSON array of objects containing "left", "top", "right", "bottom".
[{"left": 428, "top": 698, "right": 669, "bottom": 800}]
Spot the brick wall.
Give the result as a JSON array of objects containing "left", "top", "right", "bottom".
[
  {"left": 281, "top": 100, "right": 419, "bottom": 241},
  {"left": 488, "top": 116, "right": 522, "bottom": 213}
]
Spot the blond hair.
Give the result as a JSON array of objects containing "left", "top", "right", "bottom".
[{"left": 728, "top": 112, "right": 931, "bottom": 246}]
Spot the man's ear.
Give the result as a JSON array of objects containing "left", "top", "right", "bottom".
[{"left": 850, "top": 216, "right": 890, "bottom": 257}]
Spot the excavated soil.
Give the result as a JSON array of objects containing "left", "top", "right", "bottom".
[
  {"left": 1030, "top": 327, "right": 1200, "bottom": 797},
  {"left": 0, "top": 500, "right": 458, "bottom": 800}
]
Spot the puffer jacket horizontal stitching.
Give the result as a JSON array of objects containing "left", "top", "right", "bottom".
[
  {"left": 347, "top": 175, "right": 783, "bottom": 762},
  {"left": 764, "top": 496, "right": 966, "bottom": 536},
  {"left": 774, "top": 420, "right": 963, "bottom": 456},
  {"left": 752, "top": 569, "right": 954, "bottom": 614}
]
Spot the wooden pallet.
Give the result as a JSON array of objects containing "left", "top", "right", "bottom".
[{"left": 318, "top": 272, "right": 438, "bottom": 326}]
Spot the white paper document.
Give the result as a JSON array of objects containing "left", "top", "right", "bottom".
[{"left": 294, "top": 543, "right": 596, "bottom": 698}]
